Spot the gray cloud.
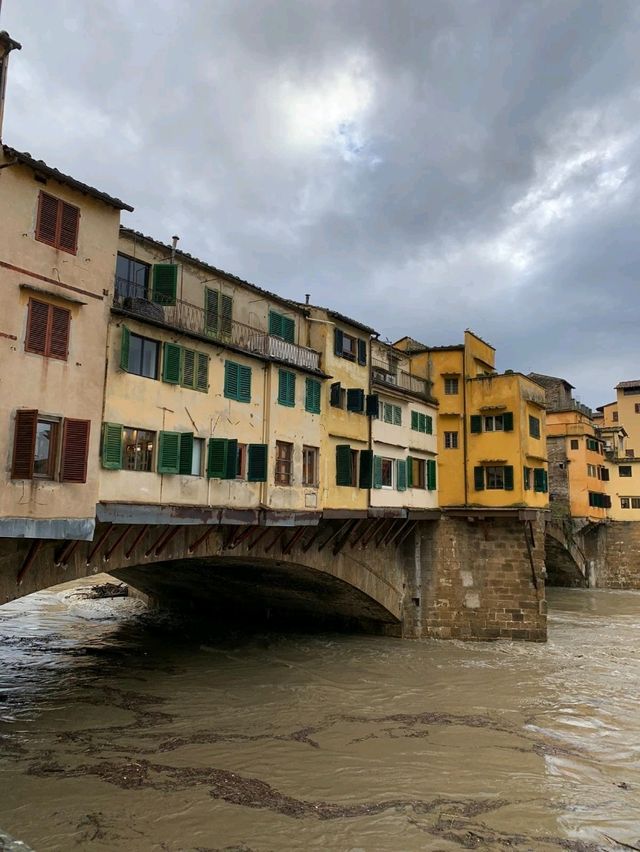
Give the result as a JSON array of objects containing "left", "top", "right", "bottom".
[{"left": 3, "top": 0, "right": 640, "bottom": 406}]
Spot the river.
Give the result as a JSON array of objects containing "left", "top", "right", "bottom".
[{"left": 1, "top": 578, "right": 639, "bottom": 851}]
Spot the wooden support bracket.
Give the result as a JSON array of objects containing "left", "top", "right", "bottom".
[
  {"left": 124, "top": 524, "right": 149, "bottom": 560},
  {"left": 282, "top": 525, "right": 307, "bottom": 556},
  {"left": 55, "top": 538, "right": 80, "bottom": 567},
  {"left": 86, "top": 524, "right": 113, "bottom": 565},
  {"left": 104, "top": 524, "right": 133, "bottom": 562},
  {"left": 154, "top": 525, "right": 182, "bottom": 557},
  {"left": 17, "top": 539, "right": 42, "bottom": 586},
  {"left": 188, "top": 525, "right": 214, "bottom": 554},
  {"left": 145, "top": 527, "right": 169, "bottom": 558}
]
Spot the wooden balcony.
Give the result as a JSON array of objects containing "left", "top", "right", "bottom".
[
  {"left": 113, "top": 279, "right": 321, "bottom": 372},
  {"left": 371, "top": 358, "right": 432, "bottom": 400}
]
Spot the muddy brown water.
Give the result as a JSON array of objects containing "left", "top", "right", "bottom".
[{"left": 1, "top": 578, "right": 639, "bottom": 851}]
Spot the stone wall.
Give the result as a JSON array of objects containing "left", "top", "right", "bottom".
[
  {"left": 547, "top": 437, "right": 570, "bottom": 520},
  {"left": 598, "top": 522, "right": 640, "bottom": 588},
  {"left": 419, "top": 515, "right": 546, "bottom": 641}
]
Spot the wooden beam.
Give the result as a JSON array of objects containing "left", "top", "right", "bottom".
[
  {"left": 396, "top": 520, "right": 417, "bottom": 548},
  {"left": 86, "top": 524, "right": 113, "bottom": 564},
  {"left": 282, "top": 525, "right": 307, "bottom": 555},
  {"left": 264, "top": 527, "right": 287, "bottom": 554},
  {"left": 360, "top": 519, "right": 384, "bottom": 550},
  {"left": 188, "top": 525, "right": 214, "bottom": 554},
  {"left": 54, "top": 538, "right": 80, "bottom": 567},
  {"left": 247, "top": 526, "right": 273, "bottom": 552},
  {"left": 154, "top": 525, "right": 182, "bottom": 557},
  {"left": 226, "top": 525, "right": 257, "bottom": 551},
  {"left": 333, "top": 519, "right": 358, "bottom": 555},
  {"left": 103, "top": 524, "right": 133, "bottom": 562},
  {"left": 318, "top": 520, "right": 351, "bottom": 553},
  {"left": 124, "top": 524, "right": 149, "bottom": 559},
  {"left": 17, "top": 539, "right": 42, "bottom": 586}
]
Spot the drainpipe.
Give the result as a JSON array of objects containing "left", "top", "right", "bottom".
[
  {"left": 462, "top": 352, "right": 469, "bottom": 506},
  {"left": 0, "top": 30, "right": 22, "bottom": 142},
  {"left": 261, "top": 363, "right": 271, "bottom": 508}
]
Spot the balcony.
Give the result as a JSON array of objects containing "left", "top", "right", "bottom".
[
  {"left": 371, "top": 358, "right": 432, "bottom": 400},
  {"left": 113, "top": 279, "right": 321, "bottom": 372}
]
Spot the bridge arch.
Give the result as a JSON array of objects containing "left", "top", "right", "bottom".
[{"left": 544, "top": 523, "right": 587, "bottom": 588}]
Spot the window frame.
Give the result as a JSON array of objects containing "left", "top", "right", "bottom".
[
  {"left": 35, "top": 191, "right": 80, "bottom": 255},
  {"left": 302, "top": 445, "right": 319, "bottom": 487},
  {"left": 411, "top": 457, "right": 426, "bottom": 488},
  {"left": 25, "top": 298, "right": 71, "bottom": 361},
  {"left": 528, "top": 415, "right": 541, "bottom": 439},
  {"left": 484, "top": 414, "right": 504, "bottom": 432},
  {"left": 444, "top": 431, "right": 458, "bottom": 449},
  {"left": 380, "top": 457, "right": 394, "bottom": 489},
  {"left": 123, "top": 427, "right": 156, "bottom": 472},
  {"left": 115, "top": 252, "right": 151, "bottom": 300},
  {"left": 444, "top": 377, "right": 459, "bottom": 395},
  {"left": 486, "top": 465, "right": 505, "bottom": 490},
  {"left": 127, "top": 331, "right": 159, "bottom": 379},
  {"left": 619, "top": 465, "right": 632, "bottom": 477},
  {"left": 236, "top": 443, "right": 247, "bottom": 479},
  {"left": 33, "top": 416, "right": 61, "bottom": 480},
  {"left": 275, "top": 440, "right": 293, "bottom": 486}
]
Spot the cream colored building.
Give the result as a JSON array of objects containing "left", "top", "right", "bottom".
[
  {"left": 99, "top": 229, "right": 327, "bottom": 521},
  {"left": 0, "top": 145, "right": 132, "bottom": 539},
  {"left": 369, "top": 341, "right": 438, "bottom": 510}
]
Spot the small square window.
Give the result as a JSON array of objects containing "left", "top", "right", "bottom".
[
  {"left": 632, "top": 498, "right": 640, "bottom": 509},
  {"left": 302, "top": 445, "right": 319, "bottom": 487},
  {"left": 444, "top": 377, "right": 459, "bottom": 395},
  {"left": 486, "top": 466, "right": 505, "bottom": 490},
  {"left": 34, "top": 417, "right": 60, "bottom": 479},
  {"left": 275, "top": 441, "right": 293, "bottom": 485},
  {"left": 123, "top": 427, "right": 155, "bottom": 472},
  {"left": 411, "top": 457, "right": 426, "bottom": 488},
  {"left": 444, "top": 431, "right": 458, "bottom": 449},
  {"left": 570, "top": 439, "right": 579, "bottom": 450},
  {"left": 380, "top": 457, "right": 394, "bottom": 488},
  {"left": 127, "top": 332, "right": 159, "bottom": 379},
  {"left": 619, "top": 466, "right": 632, "bottom": 477}
]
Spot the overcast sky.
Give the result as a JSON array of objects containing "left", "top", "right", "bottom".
[{"left": 3, "top": 0, "right": 639, "bottom": 406}]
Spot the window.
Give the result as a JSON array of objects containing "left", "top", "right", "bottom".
[
  {"left": 619, "top": 466, "right": 632, "bottom": 477},
  {"left": 626, "top": 449, "right": 636, "bottom": 458},
  {"left": 587, "top": 464, "right": 597, "bottom": 478},
  {"left": 621, "top": 497, "right": 630, "bottom": 509},
  {"left": 380, "top": 457, "right": 394, "bottom": 488},
  {"left": 444, "top": 431, "right": 458, "bottom": 449},
  {"left": 115, "top": 253, "right": 150, "bottom": 300},
  {"left": 444, "top": 377, "right": 459, "bottom": 395},
  {"left": 410, "top": 457, "right": 426, "bottom": 488},
  {"left": 302, "top": 446, "right": 319, "bottom": 486},
  {"left": 380, "top": 402, "right": 402, "bottom": 424},
  {"left": 236, "top": 443, "right": 247, "bottom": 479},
  {"left": 305, "top": 379, "right": 321, "bottom": 413},
  {"left": 25, "top": 299, "right": 70, "bottom": 360},
  {"left": 269, "top": 310, "right": 295, "bottom": 343},
  {"left": 333, "top": 328, "right": 367, "bottom": 365},
  {"left": 613, "top": 411, "right": 619, "bottom": 421},
  {"left": 161, "top": 343, "right": 208, "bottom": 391},
  {"left": 471, "top": 413, "right": 514, "bottom": 433},
  {"left": 533, "top": 468, "right": 548, "bottom": 493},
  {"left": 570, "top": 439, "right": 579, "bottom": 450},
  {"left": 275, "top": 441, "right": 293, "bottom": 485},
  {"left": 623, "top": 386, "right": 640, "bottom": 395},
  {"left": 411, "top": 411, "right": 433, "bottom": 434},
  {"left": 484, "top": 414, "right": 504, "bottom": 432},
  {"left": 588, "top": 492, "right": 610, "bottom": 509},
  {"left": 12, "top": 410, "right": 90, "bottom": 482},
  {"left": 278, "top": 370, "right": 296, "bottom": 407},
  {"left": 474, "top": 465, "right": 515, "bottom": 491},
  {"left": 121, "top": 329, "right": 158, "bottom": 378},
  {"left": 35, "top": 191, "right": 79, "bottom": 254},
  {"left": 636, "top": 405, "right": 640, "bottom": 414},
  {"left": 586, "top": 438, "right": 599, "bottom": 452},
  {"left": 330, "top": 382, "right": 344, "bottom": 408},
  {"left": 486, "top": 466, "right": 505, "bottom": 490},
  {"left": 347, "top": 388, "right": 365, "bottom": 413},
  {"left": 336, "top": 445, "right": 360, "bottom": 486},
  {"left": 523, "top": 466, "right": 531, "bottom": 490},
  {"left": 123, "top": 427, "right": 155, "bottom": 472},
  {"left": 633, "top": 498, "right": 640, "bottom": 509},
  {"left": 188, "top": 438, "right": 204, "bottom": 476},
  {"left": 205, "top": 288, "right": 233, "bottom": 337},
  {"left": 529, "top": 415, "right": 541, "bottom": 439},
  {"left": 224, "top": 360, "right": 251, "bottom": 402}
]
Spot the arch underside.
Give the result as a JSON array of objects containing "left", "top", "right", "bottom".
[
  {"left": 544, "top": 534, "right": 587, "bottom": 588},
  {"left": 109, "top": 555, "right": 402, "bottom": 633}
]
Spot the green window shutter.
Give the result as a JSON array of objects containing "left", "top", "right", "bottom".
[
  {"left": 101, "top": 422, "right": 123, "bottom": 470},
  {"left": 207, "top": 438, "right": 228, "bottom": 479},
  {"left": 278, "top": 370, "right": 295, "bottom": 406},
  {"left": 182, "top": 348, "right": 195, "bottom": 388},
  {"left": 247, "top": 444, "right": 268, "bottom": 482},
  {"left": 427, "top": 459, "right": 437, "bottom": 491},
  {"left": 357, "top": 338, "right": 367, "bottom": 366},
  {"left": 158, "top": 431, "right": 181, "bottom": 474},
  {"left": 366, "top": 393, "right": 379, "bottom": 417},
  {"left": 238, "top": 365, "right": 251, "bottom": 402},
  {"left": 396, "top": 459, "right": 407, "bottom": 491},
  {"left": 474, "top": 466, "right": 485, "bottom": 490},
  {"left": 269, "top": 310, "right": 283, "bottom": 338},
  {"left": 411, "top": 411, "right": 419, "bottom": 431},
  {"left": 336, "top": 444, "right": 352, "bottom": 486},
  {"left": 224, "top": 361, "right": 239, "bottom": 399},
  {"left": 120, "top": 326, "right": 130, "bottom": 371},
  {"left": 470, "top": 415, "right": 482, "bottom": 434},
  {"left": 163, "top": 342, "right": 182, "bottom": 384},
  {"left": 503, "top": 412, "right": 514, "bottom": 432},
  {"left": 334, "top": 328, "right": 343, "bottom": 356},
  {"left": 383, "top": 403, "right": 393, "bottom": 423},
  {"left": 406, "top": 456, "right": 413, "bottom": 488},
  {"left": 305, "top": 378, "right": 321, "bottom": 413},
  {"left": 179, "top": 432, "right": 194, "bottom": 475},
  {"left": 373, "top": 455, "right": 383, "bottom": 489},
  {"left": 523, "top": 466, "right": 530, "bottom": 490},
  {"left": 330, "top": 382, "right": 342, "bottom": 407},
  {"left": 425, "top": 415, "right": 433, "bottom": 435},
  {"left": 152, "top": 264, "right": 178, "bottom": 305},
  {"left": 347, "top": 388, "right": 364, "bottom": 412},
  {"left": 542, "top": 469, "right": 548, "bottom": 493},
  {"left": 282, "top": 316, "right": 295, "bottom": 343},
  {"left": 359, "top": 449, "right": 373, "bottom": 489},
  {"left": 205, "top": 288, "right": 219, "bottom": 335},
  {"left": 196, "top": 352, "right": 209, "bottom": 392},
  {"left": 533, "top": 468, "right": 544, "bottom": 492},
  {"left": 220, "top": 294, "right": 233, "bottom": 336},
  {"left": 504, "top": 465, "right": 514, "bottom": 491},
  {"left": 393, "top": 405, "right": 402, "bottom": 426},
  {"left": 225, "top": 439, "right": 238, "bottom": 479}
]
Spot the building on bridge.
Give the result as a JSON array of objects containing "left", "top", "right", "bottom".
[{"left": 594, "top": 381, "right": 640, "bottom": 522}]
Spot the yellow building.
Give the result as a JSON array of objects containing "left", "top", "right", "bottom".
[
  {"left": 369, "top": 340, "right": 438, "bottom": 511},
  {"left": 0, "top": 144, "right": 132, "bottom": 540},
  {"left": 397, "top": 331, "right": 548, "bottom": 509},
  {"left": 595, "top": 381, "right": 640, "bottom": 521},
  {"left": 301, "top": 304, "right": 373, "bottom": 513},
  {"left": 99, "top": 229, "right": 327, "bottom": 521}
]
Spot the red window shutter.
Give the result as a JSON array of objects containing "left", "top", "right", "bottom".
[
  {"left": 11, "top": 410, "right": 38, "bottom": 479},
  {"left": 48, "top": 306, "right": 70, "bottom": 360},
  {"left": 25, "top": 299, "right": 49, "bottom": 355},
  {"left": 36, "top": 192, "right": 60, "bottom": 247},
  {"left": 60, "top": 418, "right": 90, "bottom": 483},
  {"left": 59, "top": 202, "right": 80, "bottom": 253}
]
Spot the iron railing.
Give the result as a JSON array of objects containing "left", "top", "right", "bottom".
[
  {"left": 113, "top": 278, "right": 321, "bottom": 371},
  {"left": 370, "top": 358, "right": 431, "bottom": 399}
]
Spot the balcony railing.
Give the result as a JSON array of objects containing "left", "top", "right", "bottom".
[
  {"left": 371, "top": 358, "right": 431, "bottom": 399},
  {"left": 113, "top": 279, "right": 321, "bottom": 372}
]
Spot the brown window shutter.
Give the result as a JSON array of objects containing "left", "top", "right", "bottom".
[
  {"left": 25, "top": 299, "right": 49, "bottom": 355},
  {"left": 49, "top": 306, "right": 70, "bottom": 359},
  {"left": 36, "top": 192, "right": 60, "bottom": 247},
  {"left": 60, "top": 418, "right": 90, "bottom": 483},
  {"left": 59, "top": 202, "right": 80, "bottom": 253},
  {"left": 11, "top": 410, "right": 38, "bottom": 479}
]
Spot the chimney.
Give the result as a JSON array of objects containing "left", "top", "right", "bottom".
[
  {"left": 171, "top": 235, "right": 179, "bottom": 262},
  {"left": 305, "top": 293, "right": 310, "bottom": 305},
  {"left": 0, "top": 31, "right": 22, "bottom": 142}
]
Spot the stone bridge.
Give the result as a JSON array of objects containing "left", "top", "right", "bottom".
[{"left": 0, "top": 508, "right": 548, "bottom": 641}]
